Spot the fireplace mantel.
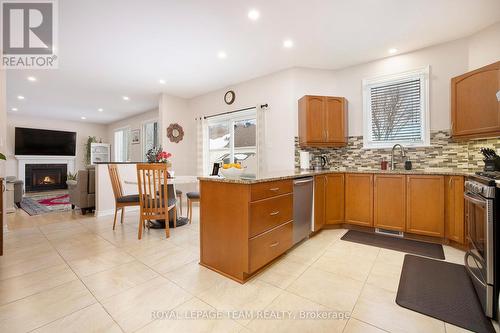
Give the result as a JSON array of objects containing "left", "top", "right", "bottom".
[{"left": 15, "top": 155, "right": 76, "bottom": 189}]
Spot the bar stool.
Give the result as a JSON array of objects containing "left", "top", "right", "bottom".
[{"left": 186, "top": 191, "right": 200, "bottom": 224}]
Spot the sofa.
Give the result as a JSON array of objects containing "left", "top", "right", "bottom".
[{"left": 67, "top": 167, "right": 95, "bottom": 214}]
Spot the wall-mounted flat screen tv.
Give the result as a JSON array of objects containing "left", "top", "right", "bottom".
[{"left": 15, "top": 127, "right": 77, "bottom": 156}]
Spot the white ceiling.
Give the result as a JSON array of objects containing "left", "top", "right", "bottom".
[{"left": 6, "top": 0, "right": 500, "bottom": 124}]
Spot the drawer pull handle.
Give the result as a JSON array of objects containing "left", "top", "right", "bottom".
[
  {"left": 270, "top": 211, "right": 280, "bottom": 216},
  {"left": 269, "top": 187, "right": 280, "bottom": 191},
  {"left": 270, "top": 242, "right": 280, "bottom": 247}
]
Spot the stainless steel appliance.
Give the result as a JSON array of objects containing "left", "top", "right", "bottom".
[
  {"left": 293, "top": 177, "right": 313, "bottom": 244},
  {"left": 465, "top": 172, "right": 499, "bottom": 319}
]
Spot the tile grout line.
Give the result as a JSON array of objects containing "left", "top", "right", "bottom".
[{"left": 34, "top": 221, "right": 127, "bottom": 333}]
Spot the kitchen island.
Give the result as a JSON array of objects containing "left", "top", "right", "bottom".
[{"left": 199, "top": 168, "right": 470, "bottom": 283}]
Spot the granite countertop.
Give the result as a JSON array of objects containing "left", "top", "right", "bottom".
[{"left": 198, "top": 168, "right": 472, "bottom": 184}]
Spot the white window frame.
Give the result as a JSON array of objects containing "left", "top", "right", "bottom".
[
  {"left": 362, "top": 66, "right": 430, "bottom": 149},
  {"left": 113, "top": 126, "right": 130, "bottom": 162},
  {"left": 204, "top": 110, "right": 257, "bottom": 173},
  {"left": 141, "top": 118, "right": 159, "bottom": 161}
]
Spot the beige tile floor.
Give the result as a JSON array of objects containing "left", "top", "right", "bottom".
[{"left": 0, "top": 205, "right": 478, "bottom": 333}]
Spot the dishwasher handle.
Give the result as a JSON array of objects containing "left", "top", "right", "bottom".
[{"left": 294, "top": 178, "right": 313, "bottom": 185}]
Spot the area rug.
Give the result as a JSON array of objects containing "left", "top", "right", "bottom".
[
  {"left": 341, "top": 230, "right": 445, "bottom": 259},
  {"left": 396, "top": 255, "right": 494, "bottom": 333},
  {"left": 20, "top": 193, "right": 72, "bottom": 216}
]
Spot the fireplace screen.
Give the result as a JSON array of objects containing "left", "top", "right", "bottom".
[{"left": 25, "top": 164, "right": 68, "bottom": 192}]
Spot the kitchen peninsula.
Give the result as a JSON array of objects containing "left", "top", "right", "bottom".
[{"left": 199, "top": 168, "right": 468, "bottom": 283}]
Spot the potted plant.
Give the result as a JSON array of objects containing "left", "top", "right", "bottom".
[
  {"left": 146, "top": 146, "right": 172, "bottom": 168},
  {"left": 0, "top": 152, "right": 5, "bottom": 161},
  {"left": 84, "top": 136, "right": 99, "bottom": 166}
]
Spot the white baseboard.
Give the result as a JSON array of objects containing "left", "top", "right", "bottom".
[{"left": 96, "top": 206, "right": 139, "bottom": 217}]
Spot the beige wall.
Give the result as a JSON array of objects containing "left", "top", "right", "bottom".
[
  {"left": 5, "top": 114, "right": 108, "bottom": 178},
  {"left": 106, "top": 108, "right": 158, "bottom": 162},
  {"left": 468, "top": 21, "right": 500, "bottom": 70},
  {"left": 159, "top": 94, "right": 196, "bottom": 176}
]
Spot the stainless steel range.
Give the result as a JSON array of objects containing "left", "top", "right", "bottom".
[{"left": 465, "top": 171, "right": 499, "bottom": 319}]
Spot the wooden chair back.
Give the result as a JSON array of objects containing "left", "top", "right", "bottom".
[
  {"left": 108, "top": 164, "right": 124, "bottom": 200},
  {"left": 136, "top": 163, "right": 169, "bottom": 220}
]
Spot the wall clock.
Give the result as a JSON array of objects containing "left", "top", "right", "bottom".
[
  {"left": 224, "top": 90, "right": 235, "bottom": 105},
  {"left": 167, "top": 123, "right": 184, "bottom": 143}
]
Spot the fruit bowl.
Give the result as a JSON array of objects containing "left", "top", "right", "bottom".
[{"left": 220, "top": 165, "right": 245, "bottom": 179}]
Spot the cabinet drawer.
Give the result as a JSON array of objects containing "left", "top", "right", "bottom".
[
  {"left": 251, "top": 180, "right": 292, "bottom": 201},
  {"left": 249, "top": 194, "right": 293, "bottom": 238},
  {"left": 248, "top": 221, "right": 293, "bottom": 273}
]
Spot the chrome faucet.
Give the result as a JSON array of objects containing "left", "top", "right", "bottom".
[{"left": 391, "top": 144, "right": 406, "bottom": 170}]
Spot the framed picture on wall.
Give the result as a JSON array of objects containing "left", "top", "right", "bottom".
[{"left": 131, "top": 129, "right": 140, "bottom": 145}]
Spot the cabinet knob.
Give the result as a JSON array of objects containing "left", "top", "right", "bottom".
[
  {"left": 270, "top": 211, "right": 280, "bottom": 216},
  {"left": 269, "top": 187, "right": 280, "bottom": 192},
  {"left": 270, "top": 241, "right": 280, "bottom": 248}
]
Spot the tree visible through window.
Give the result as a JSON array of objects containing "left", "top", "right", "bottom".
[{"left": 363, "top": 67, "right": 429, "bottom": 148}]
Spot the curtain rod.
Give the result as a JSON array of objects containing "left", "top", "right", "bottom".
[{"left": 202, "top": 104, "right": 268, "bottom": 120}]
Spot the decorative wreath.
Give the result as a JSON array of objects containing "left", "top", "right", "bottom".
[{"left": 167, "top": 123, "right": 184, "bottom": 143}]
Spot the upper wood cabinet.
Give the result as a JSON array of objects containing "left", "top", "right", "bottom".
[
  {"left": 445, "top": 176, "right": 465, "bottom": 244},
  {"left": 406, "top": 175, "right": 445, "bottom": 237},
  {"left": 374, "top": 175, "right": 406, "bottom": 232},
  {"left": 451, "top": 61, "right": 500, "bottom": 139},
  {"left": 345, "top": 173, "right": 373, "bottom": 227},
  {"left": 314, "top": 175, "right": 327, "bottom": 231},
  {"left": 325, "top": 173, "right": 345, "bottom": 225},
  {"left": 298, "top": 95, "right": 347, "bottom": 147}
]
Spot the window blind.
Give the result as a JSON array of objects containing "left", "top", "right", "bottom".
[{"left": 370, "top": 78, "right": 422, "bottom": 142}]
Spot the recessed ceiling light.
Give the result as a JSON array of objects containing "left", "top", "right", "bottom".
[
  {"left": 283, "top": 39, "right": 294, "bottom": 48},
  {"left": 248, "top": 9, "right": 260, "bottom": 21},
  {"left": 27, "top": 76, "right": 37, "bottom": 82},
  {"left": 217, "top": 51, "right": 227, "bottom": 59},
  {"left": 11, "top": 107, "right": 18, "bottom": 111},
  {"left": 388, "top": 48, "right": 398, "bottom": 54},
  {"left": 122, "top": 96, "right": 130, "bottom": 101},
  {"left": 159, "top": 79, "right": 166, "bottom": 84},
  {"left": 98, "top": 108, "right": 104, "bottom": 112},
  {"left": 17, "top": 95, "right": 25, "bottom": 100},
  {"left": 81, "top": 116, "right": 86, "bottom": 120}
]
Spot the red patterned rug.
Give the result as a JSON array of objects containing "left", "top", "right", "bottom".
[{"left": 38, "top": 194, "right": 70, "bottom": 206}]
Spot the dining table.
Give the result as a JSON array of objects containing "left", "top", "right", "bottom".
[{"left": 124, "top": 175, "right": 198, "bottom": 228}]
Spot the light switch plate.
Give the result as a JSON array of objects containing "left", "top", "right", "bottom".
[{"left": 497, "top": 90, "right": 500, "bottom": 102}]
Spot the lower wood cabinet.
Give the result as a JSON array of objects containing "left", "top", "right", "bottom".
[
  {"left": 445, "top": 176, "right": 465, "bottom": 244},
  {"left": 314, "top": 175, "right": 327, "bottom": 231},
  {"left": 345, "top": 173, "right": 373, "bottom": 227},
  {"left": 325, "top": 174, "right": 344, "bottom": 225},
  {"left": 374, "top": 174, "right": 406, "bottom": 231},
  {"left": 406, "top": 175, "right": 445, "bottom": 237}
]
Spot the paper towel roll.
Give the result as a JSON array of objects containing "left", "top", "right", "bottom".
[{"left": 299, "top": 151, "right": 310, "bottom": 170}]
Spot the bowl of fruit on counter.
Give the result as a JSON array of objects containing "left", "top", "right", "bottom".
[{"left": 220, "top": 163, "right": 245, "bottom": 179}]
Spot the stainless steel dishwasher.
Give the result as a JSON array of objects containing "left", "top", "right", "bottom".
[{"left": 293, "top": 177, "right": 313, "bottom": 244}]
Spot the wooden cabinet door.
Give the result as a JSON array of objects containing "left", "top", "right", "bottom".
[
  {"left": 374, "top": 175, "right": 406, "bottom": 231},
  {"left": 325, "top": 174, "right": 344, "bottom": 224},
  {"left": 406, "top": 175, "right": 445, "bottom": 237},
  {"left": 345, "top": 173, "right": 373, "bottom": 226},
  {"left": 314, "top": 175, "right": 326, "bottom": 231},
  {"left": 299, "top": 96, "right": 325, "bottom": 143},
  {"left": 445, "top": 176, "right": 465, "bottom": 244},
  {"left": 451, "top": 61, "right": 500, "bottom": 138},
  {"left": 324, "top": 97, "right": 347, "bottom": 144}
]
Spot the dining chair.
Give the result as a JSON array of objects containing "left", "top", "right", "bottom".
[
  {"left": 186, "top": 191, "right": 200, "bottom": 224},
  {"left": 108, "top": 164, "right": 140, "bottom": 230},
  {"left": 176, "top": 189, "right": 183, "bottom": 215},
  {"left": 136, "top": 163, "right": 177, "bottom": 239}
]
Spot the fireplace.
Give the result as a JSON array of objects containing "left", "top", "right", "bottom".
[{"left": 25, "top": 164, "right": 68, "bottom": 192}]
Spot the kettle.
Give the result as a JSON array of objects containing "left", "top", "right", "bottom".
[{"left": 314, "top": 155, "right": 328, "bottom": 170}]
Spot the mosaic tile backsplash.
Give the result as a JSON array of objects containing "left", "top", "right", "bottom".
[{"left": 295, "top": 130, "right": 500, "bottom": 172}]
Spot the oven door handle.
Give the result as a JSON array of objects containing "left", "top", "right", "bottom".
[
  {"left": 464, "top": 193, "right": 487, "bottom": 207},
  {"left": 465, "top": 252, "right": 487, "bottom": 288}
]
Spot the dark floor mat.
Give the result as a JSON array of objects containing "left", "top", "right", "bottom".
[
  {"left": 396, "top": 255, "right": 494, "bottom": 333},
  {"left": 341, "top": 230, "right": 445, "bottom": 259}
]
